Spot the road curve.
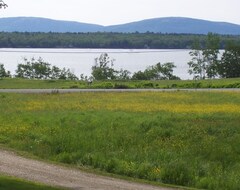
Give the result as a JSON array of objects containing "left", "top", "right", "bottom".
[
  {"left": 0, "top": 149, "right": 178, "bottom": 190},
  {"left": 0, "top": 88, "right": 239, "bottom": 93}
]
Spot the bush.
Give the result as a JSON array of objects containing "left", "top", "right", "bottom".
[
  {"left": 93, "top": 82, "right": 114, "bottom": 89},
  {"left": 142, "top": 82, "right": 154, "bottom": 88},
  {"left": 114, "top": 83, "right": 130, "bottom": 89}
]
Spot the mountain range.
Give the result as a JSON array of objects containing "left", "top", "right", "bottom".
[{"left": 1, "top": 17, "right": 240, "bottom": 35}]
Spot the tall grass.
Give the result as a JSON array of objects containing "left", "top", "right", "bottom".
[
  {"left": 0, "top": 91, "right": 240, "bottom": 189},
  {"left": 0, "top": 175, "right": 63, "bottom": 190},
  {"left": 0, "top": 77, "right": 240, "bottom": 89}
]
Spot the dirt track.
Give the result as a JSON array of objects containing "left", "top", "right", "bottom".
[
  {"left": 0, "top": 88, "right": 240, "bottom": 94},
  {"left": 0, "top": 149, "right": 179, "bottom": 190}
]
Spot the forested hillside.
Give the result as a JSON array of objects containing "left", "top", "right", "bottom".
[
  {"left": 1, "top": 17, "right": 240, "bottom": 34},
  {"left": 0, "top": 32, "right": 240, "bottom": 49}
]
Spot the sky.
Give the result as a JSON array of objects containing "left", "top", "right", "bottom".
[{"left": 1, "top": 0, "right": 240, "bottom": 26}]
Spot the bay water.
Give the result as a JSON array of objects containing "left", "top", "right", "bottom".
[{"left": 0, "top": 48, "right": 191, "bottom": 79}]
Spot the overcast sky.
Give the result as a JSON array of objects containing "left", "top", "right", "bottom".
[{"left": 1, "top": 0, "right": 240, "bottom": 26}]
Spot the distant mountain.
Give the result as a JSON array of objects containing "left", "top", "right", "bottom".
[
  {"left": 105, "top": 17, "right": 240, "bottom": 35},
  {"left": 1, "top": 17, "right": 240, "bottom": 35},
  {"left": 0, "top": 17, "right": 103, "bottom": 33}
]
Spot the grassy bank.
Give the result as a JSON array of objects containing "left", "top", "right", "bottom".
[
  {"left": 0, "top": 91, "right": 240, "bottom": 189},
  {"left": 0, "top": 77, "right": 240, "bottom": 89},
  {"left": 0, "top": 175, "right": 63, "bottom": 190}
]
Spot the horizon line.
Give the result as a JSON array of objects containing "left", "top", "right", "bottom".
[{"left": 1, "top": 16, "right": 240, "bottom": 27}]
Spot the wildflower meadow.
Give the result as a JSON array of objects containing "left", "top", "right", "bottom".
[{"left": 0, "top": 91, "right": 240, "bottom": 189}]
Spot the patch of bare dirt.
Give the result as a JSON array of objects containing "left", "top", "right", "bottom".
[{"left": 0, "top": 149, "right": 180, "bottom": 190}]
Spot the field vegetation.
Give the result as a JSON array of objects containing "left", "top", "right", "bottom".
[
  {"left": 0, "top": 175, "right": 63, "bottom": 190},
  {"left": 0, "top": 77, "right": 240, "bottom": 89},
  {"left": 0, "top": 91, "right": 240, "bottom": 189}
]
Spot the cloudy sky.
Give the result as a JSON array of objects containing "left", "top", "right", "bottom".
[{"left": 1, "top": 0, "right": 240, "bottom": 26}]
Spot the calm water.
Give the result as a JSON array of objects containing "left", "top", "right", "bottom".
[{"left": 0, "top": 48, "right": 191, "bottom": 79}]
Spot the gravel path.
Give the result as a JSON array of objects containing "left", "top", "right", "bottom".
[
  {"left": 0, "top": 88, "right": 239, "bottom": 93},
  {"left": 0, "top": 149, "right": 179, "bottom": 190}
]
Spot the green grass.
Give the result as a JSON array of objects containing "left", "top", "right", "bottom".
[
  {"left": 0, "top": 77, "right": 240, "bottom": 89},
  {"left": 0, "top": 175, "right": 64, "bottom": 190},
  {"left": 0, "top": 91, "right": 240, "bottom": 189}
]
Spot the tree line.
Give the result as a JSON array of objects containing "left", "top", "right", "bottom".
[
  {"left": 0, "top": 54, "right": 178, "bottom": 81},
  {"left": 0, "top": 57, "right": 78, "bottom": 80},
  {"left": 0, "top": 32, "right": 240, "bottom": 49},
  {"left": 91, "top": 53, "right": 179, "bottom": 81}
]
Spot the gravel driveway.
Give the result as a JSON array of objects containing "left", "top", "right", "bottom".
[{"left": 0, "top": 149, "right": 179, "bottom": 190}]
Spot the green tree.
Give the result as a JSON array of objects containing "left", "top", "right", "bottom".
[
  {"left": 132, "top": 62, "right": 179, "bottom": 80},
  {"left": 32, "top": 57, "right": 51, "bottom": 79},
  {"left": 188, "top": 39, "right": 206, "bottom": 79},
  {"left": 0, "top": 63, "right": 10, "bottom": 78},
  {"left": 154, "top": 62, "right": 178, "bottom": 80},
  {"left": 16, "top": 57, "right": 51, "bottom": 79},
  {"left": 59, "top": 68, "right": 78, "bottom": 80},
  {"left": 50, "top": 66, "right": 61, "bottom": 79},
  {"left": 219, "top": 42, "right": 240, "bottom": 78},
  {"left": 16, "top": 57, "right": 78, "bottom": 80},
  {"left": 91, "top": 53, "right": 117, "bottom": 80},
  {"left": 188, "top": 33, "right": 221, "bottom": 79},
  {"left": 16, "top": 61, "right": 32, "bottom": 78},
  {"left": 202, "top": 33, "right": 220, "bottom": 78},
  {"left": 116, "top": 69, "right": 131, "bottom": 80},
  {"left": 132, "top": 71, "right": 149, "bottom": 80}
]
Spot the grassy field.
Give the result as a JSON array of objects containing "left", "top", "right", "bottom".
[
  {"left": 0, "top": 77, "right": 240, "bottom": 89},
  {"left": 0, "top": 91, "right": 240, "bottom": 189},
  {"left": 0, "top": 175, "right": 63, "bottom": 190}
]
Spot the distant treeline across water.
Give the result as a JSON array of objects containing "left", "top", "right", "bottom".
[{"left": 0, "top": 32, "right": 240, "bottom": 49}]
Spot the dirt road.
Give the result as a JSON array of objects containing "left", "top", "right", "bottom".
[
  {"left": 0, "top": 88, "right": 239, "bottom": 94},
  {"left": 0, "top": 149, "right": 179, "bottom": 190}
]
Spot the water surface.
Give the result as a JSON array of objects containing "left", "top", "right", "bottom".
[{"left": 0, "top": 49, "right": 191, "bottom": 79}]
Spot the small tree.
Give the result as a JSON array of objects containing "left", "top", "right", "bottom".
[
  {"left": 50, "top": 66, "right": 61, "bottom": 79},
  {"left": 116, "top": 69, "right": 131, "bottom": 80},
  {"left": 16, "top": 57, "right": 78, "bottom": 80},
  {"left": 16, "top": 57, "right": 51, "bottom": 79},
  {"left": 202, "top": 33, "right": 220, "bottom": 78},
  {"left": 132, "top": 71, "right": 149, "bottom": 80},
  {"left": 188, "top": 39, "right": 205, "bottom": 80},
  {"left": 59, "top": 68, "right": 78, "bottom": 80},
  {"left": 219, "top": 42, "right": 240, "bottom": 78},
  {"left": 32, "top": 57, "right": 51, "bottom": 79},
  {"left": 91, "top": 53, "right": 117, "bottom": 80},
  {"left": 0, "top": 63, "right": 10, "bottom": 78},
  {"left": 132, "top": 62, "right": 179, "bottom": 80},
  {"left": 188, "top": 33, "right": 220, "bottom": 80},
  {"left": 154, "top": 62, "right": 177, "bottom": 80}
]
